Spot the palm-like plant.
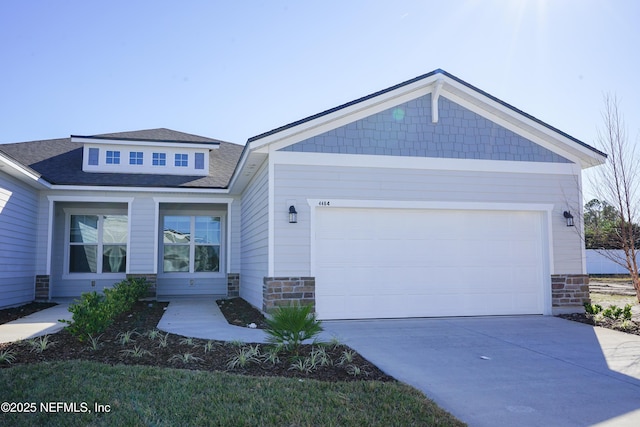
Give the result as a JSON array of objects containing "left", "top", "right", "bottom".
[{"left": 264, "top": 304, "right": 323, "bottom": 354}]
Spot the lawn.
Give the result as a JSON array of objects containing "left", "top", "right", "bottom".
[{"left": 0, "top": 360, "right": 465, "bottom": 426}]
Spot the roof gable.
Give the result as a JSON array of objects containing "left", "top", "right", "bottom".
[
  {"left": 279, "top": 93, "right": 572, "bottom": 163},
  {"left": 246, "top": 69, "right": 606, "bottom": 169}
]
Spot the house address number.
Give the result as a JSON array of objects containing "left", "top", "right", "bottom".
[{"left": 318, "top": 201, "right": 331, "bottom": 206}]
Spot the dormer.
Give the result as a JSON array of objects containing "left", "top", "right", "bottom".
[{"left": 77, "top": 133, "right": 219, "bottom": 176}]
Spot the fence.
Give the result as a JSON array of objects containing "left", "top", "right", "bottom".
[{"left": 585, "top": 249, "right": 637, "bottom": 274}]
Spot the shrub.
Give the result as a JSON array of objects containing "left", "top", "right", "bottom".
[
  {"left": 622, "top": 304, "right": 633, "bottom": 321},
  {"left": 264, "top": 304, "right": 323, "bottom": 354},
  {"left": 61, "top": 278, "right": 149, "bottom": 341},
  {"left": 584, "top": 302, "right": 603, "bottom": 315},
  {"left": 602, "top": 305, "right": 624, "bottom": 320}
]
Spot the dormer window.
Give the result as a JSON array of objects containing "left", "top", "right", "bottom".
[
  {"left": 88, "top": 148, "right": 99, "bottom": 165},
  {"left": 129, "top": 152, "right": 144, "bottom": 165},
  {"left": 78, "top": 133, "right": 216, "bottom": 176},
  {"left": 153, "top": 152, "right": 166, "bottom": 166},
  {"left": 175, "top": 154, "right": 188, "bottom": 167},
  {"left": 106, "top": 151, "right": 120, "bottom": 165}
]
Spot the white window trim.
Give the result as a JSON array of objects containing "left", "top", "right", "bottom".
[
  {"left": 158, "top": 210, "right": 227, "bottom": 278},
  {"left": 62, "top": 207, "right": 129, "bottom": 280},
  {"left": 153, "top": 197, "right": 234, "bottom": 275}
]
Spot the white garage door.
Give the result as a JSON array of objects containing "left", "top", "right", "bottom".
[{"left": 315, "top": 208, "right": 547, "bottom": 319}]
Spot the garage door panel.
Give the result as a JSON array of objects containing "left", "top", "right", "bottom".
[{"left": 315, "top": 207, "right": 547, "bottom": 319}]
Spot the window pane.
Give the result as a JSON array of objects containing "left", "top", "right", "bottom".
[
  {"left": 103, "top": 215, "right": 128, "bottom": 244},
  {"left": 174, "top": 153, "right": 188, "bottom": 167},
  {"left": 163, "top": 216, "right": 191, "bottom": 243},
  {"left": 163, "top": 246, "right": 190, "bottom": 272},
  {"left": 103, "top": 245, "right": 126, "bottom": 273},
  {"left": 88, "top": 148, "right": 99, "bottom": 165},
  {"left": 195, "top": 216, "right": 220, "bottom": 244},
  {"left": 195, "top": 152, "right": 205, "bottom": 170},
  {"left": 70, "top": 215, "right": 98, "bottom": 243},
  {"left": 195, "top": 246, "right": 219, "bottom": 272},
  {"left": 70, "top": 245, "right": 97, "bottom": 273}
]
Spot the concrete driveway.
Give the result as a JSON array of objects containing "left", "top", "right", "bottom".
[{"left": 322, "top": 316, "right": 640, "bottom": 427}]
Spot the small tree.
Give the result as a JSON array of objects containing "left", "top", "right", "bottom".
[
  {"left": 591, "top": 94, "right": 640, "bottom": 302},
  {"left": 584, "top": 199, "right": 620, "bottom": 249}
]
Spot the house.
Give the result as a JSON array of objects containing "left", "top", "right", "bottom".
[{"left": 0, "top": 69, "right": 606, "bottom": 319}]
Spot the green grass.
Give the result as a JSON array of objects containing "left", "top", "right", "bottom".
[{"left": 0, "top": 361, "right": 464, "bottom": 426}]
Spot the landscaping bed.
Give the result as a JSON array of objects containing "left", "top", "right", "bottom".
[
  {"left": 0, "top": 300, "right": 393, "bottom": 382},
  {"left": 0, "top": 302, "right": 57, "bottom": 325}
]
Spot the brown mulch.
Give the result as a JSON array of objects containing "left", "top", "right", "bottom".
[
  {"left": 216, "top": 298, "right": 269, "bottom": 329},
  {"left": 558, "top": 312, "right": 640, "bottom": 336},
  {"left": 0, "top": 302, "right": 57, "bottom": 325},
  {"left": 0, "top": 300, "right": 394, "bottom": 382}
]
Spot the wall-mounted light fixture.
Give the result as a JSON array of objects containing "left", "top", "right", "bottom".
[
  {"left": 563, "top": 211, "right": 574, "bottom": 227},
  {"left": 289, "top": 205, "right": 298, "bottom": 223}
]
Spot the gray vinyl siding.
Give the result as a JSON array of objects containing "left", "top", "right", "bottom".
[
  {"left": 240, "top": 160, "right": 269, "bottom": 309},
  {"left": 273, "top": 162, "right": 583, "bottom": 277},
  {"left": 129, "top": 196, "right": 156, "bottom": 274},
  {"left": 0, "top": 173, "right": 38, "bottom": 308}
]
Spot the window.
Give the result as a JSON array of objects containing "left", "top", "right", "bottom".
[
  {"left": 195, "top": 152, "right": 205, "bottom": 170},
  {"left": 88, "top": 148, "right": 99, "bottom": 165},
  {"left": 163, "top": 216, "right": 220, "bottom": 273},
  {"left": 129, "top": 152, "right": 144, "bottom": 165},
  {"left": 106, "top": 151, "right": 120, "bottom": 165},
  {"left": 174, "top": 153, "right": 188, "bottom": 167},
  {"left": 69, "top": 214, "right": 127, "bottom": 273},
  {"left": 152, "top": 152, "right": 166, "bottom": 166}
]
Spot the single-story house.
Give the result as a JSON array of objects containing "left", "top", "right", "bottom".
[{"left": 0, "top": 69, "right": 606, "bottom": 319}]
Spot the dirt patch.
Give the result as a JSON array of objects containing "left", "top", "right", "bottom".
[
  {"left": 216, "top": 298, "right": 268, "bottom": 329},
  {"left": 0, "top": 301, "right": 393, "bottom": 382},
  {"left": 0, "top": 302, "right": 57, "bottom": 325}
]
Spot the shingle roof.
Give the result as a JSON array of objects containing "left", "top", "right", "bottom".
[
  {"left": 77, "top": 128, "right": 225, "bottom": 145},
  {"left": 0, "top": 128, "right": 243, "bottom": 188}
]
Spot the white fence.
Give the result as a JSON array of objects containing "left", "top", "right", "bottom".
[{"left": 586, "top": 249, "right": 638, "bottom": 274}]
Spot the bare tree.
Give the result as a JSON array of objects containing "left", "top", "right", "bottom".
[{"left": 591, "top": 94, "right": 640, "bottom": 302}]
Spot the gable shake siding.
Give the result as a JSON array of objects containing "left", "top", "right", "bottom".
[
  {"left": 0, "top": 172, "right": 38, "bottom": 307},
  {"left": 240, "top": 160, "right": 269, "bottom": 309},
  {"left": 280, "top": 94, "right": 571, "bottom": 163},
  {"left": 272, "top": 162, "right": 583, "bottom": 277}
]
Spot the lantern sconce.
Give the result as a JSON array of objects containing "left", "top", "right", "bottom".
[
  {"left": 563, "top": 211, "right": 574, "bottom": 227},
  {"left": 289, "top": 205, "right": 298, "bottom": 224}
]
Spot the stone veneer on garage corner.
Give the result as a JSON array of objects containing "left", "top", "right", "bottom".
[
  {"left": 551, "top": 274, "right": 590, "bottom": 313},
  {"left": 262, "top": 277, "right": 316, "bottom": 312}
]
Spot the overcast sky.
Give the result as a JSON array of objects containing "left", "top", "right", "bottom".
[{"left": 1, "top": 0, "right": 638, "bottom": 175}]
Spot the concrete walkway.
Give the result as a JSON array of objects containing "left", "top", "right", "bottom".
[
  {"left": 0, "top": 303, "right": 72, "bottom": 344},
  {"left": 157, "top": 297, "right": 267, "bottom": 343}
]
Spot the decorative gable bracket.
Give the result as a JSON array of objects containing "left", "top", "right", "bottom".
[{"left": 431, "top": 78, "right": 444, "bottom": 124}]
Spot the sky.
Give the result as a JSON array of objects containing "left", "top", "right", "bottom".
[{"left": 1, "top": 1, "right": 639, "bottom": 180}]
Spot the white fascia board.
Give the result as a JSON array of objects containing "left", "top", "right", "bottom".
[
  {"left": 47, "top": 195, "right": 135, "bottom": 203},
  {"left": 271, "top": 150, "right": 581, "bottom": 176},
  {"left": 442, "top": 80, "right": 606, "bottom": 168},
  {"left": 153, "top": 196, "right": 235, "bottom": 205},
  {"left": 72, "top": 137, "right": 219, "bottom": 150},
  {"left": 0, "top": 152, "right": 51, "bottom": 189},
  {"left": 48, "top": 185, "right": 230, "bottom": 194},
  {"left": 227, "top": 151, "right": 268, "bottom": 194},
  {"left": 250, "top": 75, "right": 442, "bottom": 153}
]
